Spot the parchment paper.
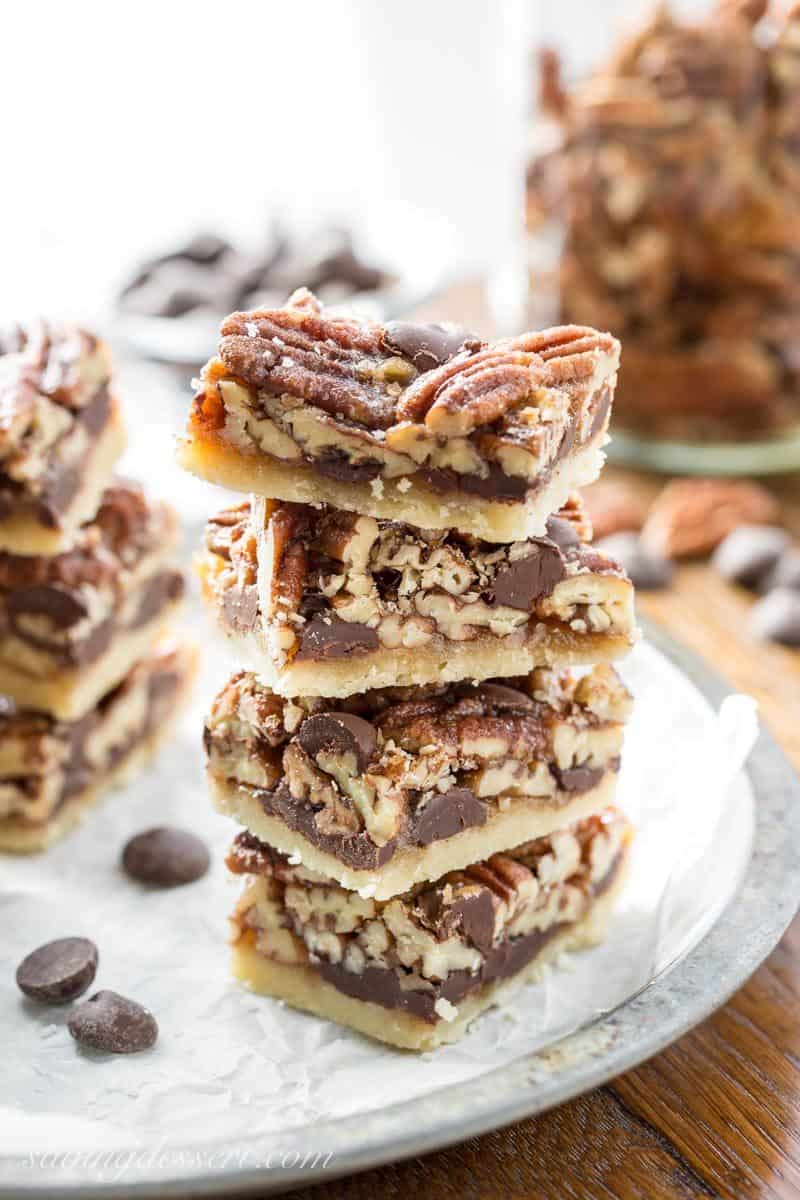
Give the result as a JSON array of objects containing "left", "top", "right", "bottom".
[{"left": 0, "top": 631, "right": 757, "bottom": 1157}]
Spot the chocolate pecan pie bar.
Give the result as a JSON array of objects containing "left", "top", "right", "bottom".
[
  {"left": 228, "top": 808, "right": 631, "bottom": 1050},
  {"left": 0, "top": 479, "right": 185, "bottom": 719},
  {"left": 205, "top": 664, "right": 631, "bottom": 899},
  {"left": 0, "top": 637, "right": 197, "bottom": 853},
  {"left": 0, "top": 321, "right": 126, "bottom": 555},
  {"left": 178, "top": 289, "right": 620, "bottom": 542},
  {"left": 200, "top": 492, "right": 635, "bottom": 698}
]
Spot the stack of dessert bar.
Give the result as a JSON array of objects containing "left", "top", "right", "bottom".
[
  {"left": 0, "top": 321, "right": 194, "bottom": 853},
  {"left": 180, "top": 289, "right": 637, "bottom": 1050}
]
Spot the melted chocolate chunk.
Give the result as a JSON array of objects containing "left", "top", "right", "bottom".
[
  {"left": 128, "top": 570, "right": 184, "bottom": 629},
  {"left": 314, "top": 451, "right": 382, "bottom": 484},
  {"left": 417, "top": 888, "right": 496, "bottom": 955},
  {"left": 297, "top": 711, "right": 377, "bottom": 772},
  {"left": 491, "top": 542, "right": 565, "bottom": 610},
  {"left": 410, "top": 788, "right": 487, "bottom": 846},
  {"left": 421, "top": 464, "right": 529, "bottom": 502},
  {"left": 295, "top": 614, "right": 379, "bottom": 660},
  {"left": 549, "top": 763, "right": 605, "bottom": 792},
  {"left": 261, "top": 784, "right": 396, "bottom": 870},
  {"left": 381, "top": 322, "right": 481, "bottom": 373},
  {"left": 8, "top": 584, "right": 88, "bottom": 630}
]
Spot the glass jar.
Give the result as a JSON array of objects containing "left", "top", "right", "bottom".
[{"left": 526, "top": 0, "right": 800, "bottom": 474}]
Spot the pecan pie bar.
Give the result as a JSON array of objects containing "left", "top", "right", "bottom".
[
  {"left": 0, "top": 321, "right": 126, "bottom": 555},
  {"left": 0, "top": 479, "right": 185, "bottom": 719},
  {"left": 205, "top": 664, "right": 631, "bottom": 899},
  {"left": 228, "top": 808, "right": 631, "bottom": 1050},
  {"left": 200, "top": 492, "right": 636, "bottom": 698},
  {"left": 178, "top": 289, "right": 620, "bottom": 542},
  {"left": 0, "top": 637, "right": 197, "bottom": 853}
]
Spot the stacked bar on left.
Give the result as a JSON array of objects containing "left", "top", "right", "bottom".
[{"left": 0, "top": 321, "right": 194, "bottom": 853}]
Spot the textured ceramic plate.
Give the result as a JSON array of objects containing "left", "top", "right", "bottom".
[{"left": 2, "top": 620, "right": 799, "bottom": 1199}]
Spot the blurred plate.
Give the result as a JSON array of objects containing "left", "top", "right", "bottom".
[
  {"left": 609, "top": 427, "right": 800, "bottom": 477},
  {"left": 114, "top": 264, "right": 449, "bottom": 367}
]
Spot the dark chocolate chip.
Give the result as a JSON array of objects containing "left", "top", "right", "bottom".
[
  {"left": 758, "top": 548, "right": 800, "bottom": 594},
  {"left": 712, "top": 525, "right": 790, "bottom": 589},
  {"left": 121, "top": 827, "right": 210, "bottom": 887},
  {"left": 68, "top": 990, "right": 158, "bottom": 1054},
  {"left": 595, "top": 533, "right": 674, "bottom": 590},
  {"left": 16, "top": 937, "right": 98, "bottom": 1004},
  {"left": 382, "top": 322, "right": 481, "bottom": 373},
  {"left": 545, "top": 515, "right": 581, "bottom": 550},
  {"left": 749, "top": 588, "right": 800, "bottom": 647},
  {"left": 478, "top": 683, "right": 534, "bottom": 710},
  {"left": 297, "top": 712, "right": 377, "bottom": 772},
  {"left": 411, "top": 788, "right": 487, "bottom": 846},
  {"left": 492, "top": 542, "right": 565, "bottom": 610},
  {"left": 295, "top": 614, "right": 379, "bottom": 661}
]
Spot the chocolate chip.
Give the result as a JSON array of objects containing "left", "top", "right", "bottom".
[
  {"left": 16, "top": 937, "right": 98, "bottom": 1004},
  {"left": 411, "top": 788, "right": 487, "bottom": 846},
  {"left": 68, "top": 990, "right": 158, "bottom": 1054},
  {"left": 382, "top": 322, "right": 481, "bottom": 372},
  {"left": 595, "top": 533, "right": 674, "bottom": 590},
  {"left": 711, "top": 525, "right": 790, "bottom": 588},
  {"left": 758, "top": 548, "right": 800, "bottom": 594},
  {"left": 297, "top": 712, "right": 377, "bottom": 771},
  {"left": 749, "top": 588, "right": 800, "bottom": 647},
  {"left": 491, "top": 542, "right": 565, "bottom": 610},
  {"left": 545, "top": 515, "right": 581, "bottom": 550},
  {"left": 295, "top": 614, "right": 379, "bottom": 661},
  {"left": 122, "top": 827, "right": 210, "bottom": 887},
  {"left": 478, "top": 683, "right": 534, "bottom": 710}
]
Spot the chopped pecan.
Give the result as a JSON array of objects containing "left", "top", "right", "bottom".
[
  {"left": 641, "top": 478, "right": 780, "bottom": 558},
  {"left": 258, "top": 502, "right": 312, "bottom": 618}
]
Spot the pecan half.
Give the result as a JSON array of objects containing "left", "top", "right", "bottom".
[
  {"left": 219, "top": 290, "right": 395, "bottom": 430},
  {"left": 641, "top": 478, "right": 780, "bottom": 559},
  {"left": 396, "top": 325, "right": 618, "bottom": 436}
]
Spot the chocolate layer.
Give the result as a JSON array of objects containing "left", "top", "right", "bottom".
[{"left": 319, "top": 849, "right": 622, "bottom": 1021}]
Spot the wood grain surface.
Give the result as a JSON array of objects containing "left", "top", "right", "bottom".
[{"left": 276, "top": 288, "right": 800, "bottom": 1200}]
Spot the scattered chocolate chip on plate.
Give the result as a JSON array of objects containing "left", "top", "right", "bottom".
[
  {"left": 68, "top": 990, "right": 158, "bottom": 1054},
  {"left": 16, "top": 937, "right": 98, "bottom": 1004},
  {"left": 749, "top": 587, "right": 800, "bottom": 648},
  {"left": 595, "top": 533, "right": 674, "bottom": 591},
  {"left": 122, "top": 826, "right": 210, "bottom": 887},
  {"left": 758, "top": 547, "right": 800, "bottom": 594},
  {"left": 711, "top": 525, "right": 789, "bottom": 588}
]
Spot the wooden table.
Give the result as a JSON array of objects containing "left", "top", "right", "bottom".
[{"left": 277, "top": 284, "right": 800, "bottom": 1200}]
